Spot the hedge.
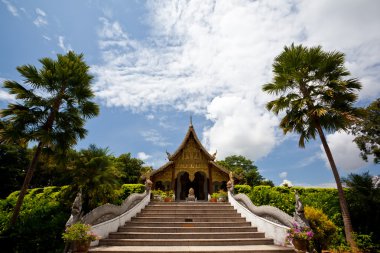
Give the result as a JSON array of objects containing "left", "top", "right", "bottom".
[{"left": 0, "top": 184, "right": 145, "bottom": 253}]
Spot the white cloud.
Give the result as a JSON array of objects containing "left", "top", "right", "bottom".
[
  {"left": 202, "top": 95, "right": 279, "bottom": 161},
  {"left": 0, "top": 78, "right": 16, "bottom": 102},
  {"left": 320, "top": 131, "right": 369, "bottom": 172},
  {"left": 146, "top": 114, "right": 155, "bottom": 120},
  {"left": 92, "top": 0, "right": 380, "bottom": 161},
  {"left": 43, "top": 35, "right": 51, "bottom": 41},
  {"left": 35, "top": 8, "right": 46, "bottom": 16},
  {"left": 33, "top": 8, "right": 48, "bottom": 27},
  {"left": 140, "top": 129, "right": 171, "bottom": 147},
  {"left": 58, "top": 36, "right": 72, "bottom": 52},
  {"left": 137, "top": 152, "right": 151, "bottom": 161},
  {"left": 279, "top": 172, "right": 288, "bottom": 179},
  {"left": 280, "top": 179, "right": 293, "bottom": 187},
  {"left": 2, "top": 0, "right": 18, "bottom": 16},
  {"left": 0, "top": 89, "right": 16, "bottom": 102}
]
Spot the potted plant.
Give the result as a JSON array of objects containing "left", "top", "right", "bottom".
[
  {"left": 217, "top": 190, "right": 227, "bottom": 202},
  {"left": 62, "top": 223, "right": 100, "bottom": 253},
  {"left": 287, "top": 223, "right": 314, "bottom": 252},
  {"left": 210, "top": 192, "right": 218, "bottom": 202},
  {"left": 151, "top": 189, "right": 165, "bottom": 201},
  {"left": 164, "top": 190, "right": 174, "bottom": 202}
]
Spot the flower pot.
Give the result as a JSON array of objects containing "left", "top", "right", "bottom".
[
  {"left": 73, "top": 240, "right": 91, "bottom": 253},
  {"left": 210, "top": 198, "right": 217, "bottom": 202},
  {"left": 292, "top": 238, "right": 309, "bottom": 252},
  {"left": 164, "top": 197, "right": 172, "bottom": 202}
]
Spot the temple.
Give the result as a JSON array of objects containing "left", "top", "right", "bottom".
[{"left": 150, "top": 122, "right": 230, "bottom": 201}]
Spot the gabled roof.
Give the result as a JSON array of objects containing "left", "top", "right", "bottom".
[{"left": 168, "top": 124, "right": 215, "bottom": 161}]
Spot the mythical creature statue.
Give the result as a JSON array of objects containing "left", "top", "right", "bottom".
[
  {"left": 211, "top": 150, "right": 217, "bottom": 160},
  {"left": 294, "top": 190, "right": 309, "bottom": 227},
  {"left": 166, "top": 150, "right": 171, "bottom": 160},
  {"left": 227, "top": 171, "right": 234, "bottom": 193},
  {"left": 145, "top": 175, "right": 153, "bottom": 191},
  {"left": 65, "top": 191, "right": 83, "bottom": 227}
]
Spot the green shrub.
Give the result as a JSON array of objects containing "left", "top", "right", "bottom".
[
  {"left": 305, "top": 206, "right": 338, "bottom": 252},
  {"left": 0, "top": 186, "right": 70, "bottom": 252},
  {"left": 234, "top": 185, "right": 252, "bottom": 195},
  {"left": 113, "top": 184, "right": 145, "bottom": 205}
]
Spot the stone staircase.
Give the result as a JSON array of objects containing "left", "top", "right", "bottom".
[{"left": 90, "top": 202, "right": 294, "bottom": 252}]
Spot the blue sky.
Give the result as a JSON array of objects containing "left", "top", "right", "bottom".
[{"left": 1, "top": 0, "right": 379, "bottom": 187}]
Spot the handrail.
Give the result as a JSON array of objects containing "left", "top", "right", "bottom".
[
  {"left": 228, "top": 191, "right": 291, "bottom": 246},
  {"left": 87, "top": 190, "right": 151, "bottom": 246}
]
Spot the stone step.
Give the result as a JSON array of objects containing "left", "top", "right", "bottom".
[
  {"left": 140, "top": 209, "right": 238, "bottom": 214},
  {"left": 108, "top": 231, "right": 265, "bottom": 239},
  {"left": 136, "top": 213, "right": 241, "bottom": 218},
  {"left": 145, "top": 205, "right": 234, "bottom": 210},
  {"left": 148, "top": 202, "right": 230, "bottom": 206},
  {"left": 99, "top": 238, "right": 274, "bottom": 247},
  {"left": 89, "top": 245, "right": 295, "bottom": 253},
  {"left": 118, "top": 226, "right": 258, "bottom": 233},
  {"left": 125, "top": 221, "right": 251, "bottom": 227},
  {"left": 131, "top": 217, "right": 246, "bottom": 222}
]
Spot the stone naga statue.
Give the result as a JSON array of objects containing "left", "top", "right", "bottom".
[
  {"left": 227, "top": 171, "right": 234, "bottom": 193},
  {"left": 65, "top": 191, "right": 83, "bottom": 227},
  {"left": 293, "top": 190, "right": 309, "bottom": 227}
]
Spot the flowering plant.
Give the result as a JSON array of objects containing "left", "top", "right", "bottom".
[
  {"left": 287, "top": 223, "right": 314, "bottom": 241},
  {"left": 62, "top": 223, "right": 100, "bottom": 242}
]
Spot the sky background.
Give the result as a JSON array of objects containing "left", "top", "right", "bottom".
[{"left": 1, "top": 0, "right": 379, "bottom": 187}]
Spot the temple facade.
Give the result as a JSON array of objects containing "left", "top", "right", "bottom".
[{"left": 150, "top": 123, "right": 230, "bottom": 201}]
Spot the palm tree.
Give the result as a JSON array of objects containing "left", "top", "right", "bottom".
[
  {"left": 262, "top": 44, "right": 361, "bottom": 251},
  {"left": 0, "top": 51, "right": 99, "bottom": 225},
  {"left": 71, "top": 144, "right": 122, "bottom": 212}
]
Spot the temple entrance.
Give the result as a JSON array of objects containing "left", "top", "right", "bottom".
[{"left": 175, "top": 171, "right": 208, "bottom": 201}]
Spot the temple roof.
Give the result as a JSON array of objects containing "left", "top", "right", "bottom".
[
  {"left": 168, "top": 124, "right": 215, "bottom": 161},
  {"left": 149, "top": 123, "right": 227, "bottom": 179}
]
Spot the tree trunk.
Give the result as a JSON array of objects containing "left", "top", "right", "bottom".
[
  {"left": 316, "top": 124, "right": 358, "bottom": 252},
  {"left": 10, "top": 142, "right": 43, "bottom": 225},
  {"left": 10, "top": 87, "right": 65, "bottom": 225}
]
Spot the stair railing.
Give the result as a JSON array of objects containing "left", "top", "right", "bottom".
[
  {"left": 228, "top": 190, "right": 291, "bottom": 246},
  {"left": 83, "top": 179, "right": 152, "bottom": 246}
]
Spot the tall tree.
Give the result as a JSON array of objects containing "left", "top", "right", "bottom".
[
  {"left": 71, "top": 144, "right": 122, "bottom": 212},
  {"left": 0, "top": 144, "right": 28, "bottom": 198},
  {"left": 0, "top": 52, "right": 99, "bottom": 224},
  {"left": 262, "top": 44, "right": 361, "bottom": 251},
  {"left": 115, "top": 153, "right": 144, "bottom": 183},
  {"left": 351, "top": 98, "right": 380, "bottom": 163},
  {"left": 217, "top": 155, "right": 264, "bottom": 186},
  {"left": 342, "top": 172, "right": 380, "bottom": 242}
]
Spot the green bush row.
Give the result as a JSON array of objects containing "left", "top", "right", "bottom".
[{"left": 0, "top": 184, "right": 145, "bottom": 253}]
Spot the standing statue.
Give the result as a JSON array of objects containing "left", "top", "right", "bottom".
[
  {"left": 227, "top": 171, "right": 234, "bottom": 193},
  {"left": 64, "top": 191, "right": 83, "bottom": 253},
  {"left": 65, "top": 191, "right": 83, "bottom": 227},
  {"left": 293, "top": 191, "right": 309, "bottom": 227},
  {"left": 145, "top": 174, "right": 153, "bottom": 191}
]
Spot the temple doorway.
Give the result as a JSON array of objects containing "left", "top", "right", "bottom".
[{"left": 175, "top": 171, "right": 208, "bottom": 201}]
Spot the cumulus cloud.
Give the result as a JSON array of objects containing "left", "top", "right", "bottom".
[
  {"left": 2, "top": 0, "right": 18, "bottom": 16},
  {"left": 280, "top": 179, "right": 293, "bottom": 187},
  {"left": 279, "top": 172, "right": 288, "bottom": 179},
  {"left": 320, "top": 131, "right": 369, "bottom": 172},
  {"left": 92, "top": 0, "right": 380, "bottom": 161},
  {"left": 137, "top": 152, "right": 151, "bottom": 161},
  {"left": 58, "top": 36, "right": 72, "bottom": 52},
  {"left": 33, "top": 8, "right": 48, "bottom": 27},
  {"left": 203, "top": 95, "right": 279, "bottom": 160}
]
